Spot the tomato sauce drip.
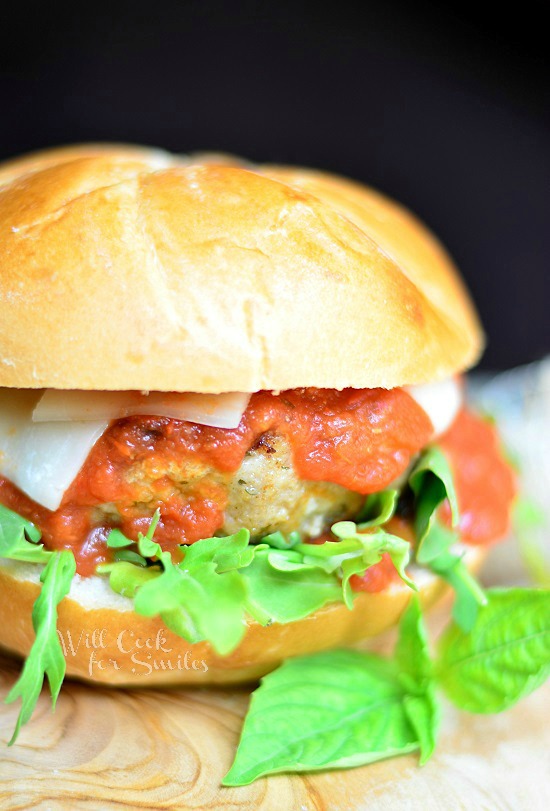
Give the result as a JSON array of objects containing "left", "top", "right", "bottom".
[
  {"left": 438, "top": 409, "right": 517, "bottom": 544},
  {"left": 348, "top": 412, "right": 517, "bottom": 593}
]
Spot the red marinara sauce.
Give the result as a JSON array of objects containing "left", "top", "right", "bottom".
[
  {"left": 347, "top": 410, "right": 517, "bottom": 593},
  {"left": 438, "top": 408, "right": 517, "bottom": 544},
  {"left": 0, "top": 387, "right": 432, "bottom": 575}
]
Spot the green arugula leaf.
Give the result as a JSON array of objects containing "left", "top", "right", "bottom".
[
  {"left": 4, "top": 550, "right": 76, "bottom": 744},
  {"left": 396, "top": 598, "right": 439, "bottom": 764},
  {"left": 134, "top": 556, "right": 248, "bottom": 654},
  {"left": 103, "top": 519, "right": 256, "bottom": 655},
  {"left": 260, "top": 530, "right": 302, "bottom": 550},
  {"left": 0, "top": 503, "right": 50, "bottom": 563},
  {"left": 242, "top": 548, "right": 342, "bottom": 624},
  {"left": 223, "top": 649, "right": 419, "bottom": 785},
  {"left": 105, "top": 528, "right": 134, "bottom": 549},
  {"left": 182, "top": 529, "right": 255, "bottom": 572},
  {"left": 98, "top": 560, "right": 161, "bottom": 596},
  {"left": 357, "top": 489, "right": 399, "bottom": 527},
  {"left": 408, "top": 449, "right": 486, "bottom": 632},
  {"left": 113, "top": 549, "right": 148, "bottom": 566},
  {"left": 409, "top": 446, "right": 459, "bottom": 563},
  {"left": 437, "top": 588, "right": 550, "bottom": 713},
  {"left": 329, "top": 522, "right": 416, "bottom": 607}
]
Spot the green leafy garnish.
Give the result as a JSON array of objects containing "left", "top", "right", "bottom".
[
  {"left": 409, "top": 448, "right": 487, "bottom": 631},
  {"left": 98, "top": 515, "right": 418, "bottom": 648},
  {"left": 223, "top": 649, "right": 420, "bottom": 785},
  {"left": 428, "top": 543, "right": 487, "bottom": 632},
  {"left": 225, "top": 587, "right": 550, "bottom": 784},
  {"left": 4, "top": 550, "right": 76, "bottom": 744},
  {"left": 357, "top": 489, "right": 399, "bottom": 527},
  {"left": 296, "top": 521, "right": 416, "bottom": 607},
  {"left": 409, "top": 446, "right": 459, "bottom": 563},
  {"left": 102, "top": 518, "right": 256, "bottom": 655},
  {"left": 260, "top": 530, "right": 302, "bottom": 550},
  {"left": 223, "top": 599, "right": 439, "bottom": 785},
  {"left": 0, "top": 503, "right": 51, "bottom": 563},
  {"left": 437, "top": 588, "right": 550, "bottom": 713},
  {"left": 98, "top": 560, "right": 161, "bottom": 597},
  {"left": 242, "top": 547, "right": 343, "bottom": 624},
  {"left": 396, "top": 597, "right": 439, "bottom": 764}
]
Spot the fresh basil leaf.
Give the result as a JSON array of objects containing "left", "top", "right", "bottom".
[
  {"left": 223, "top": 649, "right": 419, "bottom": 785},
  {"left": 242, "top": 548, "right": 342, "bottom": 624},
  {"left": 396, "top": 598, "right": 439, "bottom": 764},
  {"left": 437, "top": 588, "right": 550, "bottom": 713},
  {"left": 403, "top": 690, "right": 438, "bottom": 766},
  {"left": 0, "top": 503, "right": 50, "bottom": 563},
  {"left": 396, "top": 596, "right": 431, "bottom": 687},
  {"left": 4, "top": 550, "right": 76, "bottom": 744},
  {"left": 409, "top": 447, "right": 459, "bottom": 563},
  {"left": 430, "top": 548, "right": 487, "bottom": 632},
  {"left": 357, "top": 489, "right": 399, "bottom": 527}
]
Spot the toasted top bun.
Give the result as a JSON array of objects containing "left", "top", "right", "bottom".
[
  {"left": 0, "top": 549, "right": 485, "bottom": 686},
  {"left": 0, "top": 144, "right": 483, "bottom": 392}
]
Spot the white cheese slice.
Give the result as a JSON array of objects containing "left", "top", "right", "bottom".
[
  {"left": 0, "top": 389, "right": 108, "bottom": 511},
  {"left": 0, "top": 380, "right": 460, "bottom": 514},
  {"left": 405, "top": 377, "right": 462, "bottom": 437},
  {"left": 32, "top": 389, "right": 251, "bottom": 429},
  {"left": 0, "top": 388, "right": 251, "bottom": 511}
]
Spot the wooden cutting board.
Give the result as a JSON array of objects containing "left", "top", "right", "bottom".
[{"left": 1, "top": 542, "right": 549, "bottom": 810}]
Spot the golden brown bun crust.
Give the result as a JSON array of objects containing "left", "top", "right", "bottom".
[
  {"left": 0, "top": 145, "right": 483, "bottom": 392},
  {"left": 0, "top": 550, "right": 485, "bottom": 686}
]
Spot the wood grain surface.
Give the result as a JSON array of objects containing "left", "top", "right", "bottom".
[{"left": 1, "top": 539, "right": 549, "bottom": 810}]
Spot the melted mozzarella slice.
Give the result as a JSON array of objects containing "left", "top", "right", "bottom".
[
  {"left": 0, "top": 389, "right": 108, "bottom": 511},
  {"left": 1, "top": 388, "right": 252, "bottom": 511},
  {"left": 33, "top": 390, "right": 251, "bottom": 429},
  {"left": 405, "top": 377, "right": 462, "bottom": 437}
]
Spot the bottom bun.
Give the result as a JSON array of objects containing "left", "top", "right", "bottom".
[{"left": 0, "top": 549, "right": 486, "bottom": 687}]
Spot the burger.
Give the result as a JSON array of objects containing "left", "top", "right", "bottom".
[{"left": 0, "top": 145, "right": 516, "bottom": 744}]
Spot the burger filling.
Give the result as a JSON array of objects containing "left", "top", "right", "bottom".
[{"left": 0, "top": 383, "right": 516, "bottom": 586}]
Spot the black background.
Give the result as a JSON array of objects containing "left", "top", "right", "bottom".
[{"left": 1, "top": 1, "right": 548, "bottom": 369}]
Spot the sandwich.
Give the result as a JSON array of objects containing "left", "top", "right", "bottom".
[{"left": 0, "top": 145, "right": 533, "bottom": 777}]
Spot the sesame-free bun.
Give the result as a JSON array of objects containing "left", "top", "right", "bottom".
[
  {"left": 0, "top": 145, "right": 483, "bottom": 393},
  {"left": 0, "top": 550, "right": 485, "bottom": 686}
]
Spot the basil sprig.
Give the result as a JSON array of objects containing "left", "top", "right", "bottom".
[
  {"left": 224, "top": 588, "right": 550, "bottom": 784},
  {"left": 224, "top": 599, "right": 429, "bottom": 786}
]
